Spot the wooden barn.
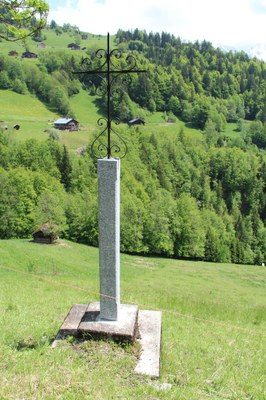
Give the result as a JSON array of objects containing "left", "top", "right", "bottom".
[
  {"left": 37, "top": 42, "right": 47, "bottom": 48},
  {"left": 32, "top": 223, "right": 58, "bottom": 244},
  {"left": 67, "top": 43, "right": 80, "bottom": 50},
  {"left": 22, "top": 51, "right": 38, "bottom": 59},
  {"left": 8, "top": 50, "right": 18, "bottom": 57},
  {"left": 54, "top": 118, "right": 79, "bottom": 131},
  {"left": 128, "top": 118, "right": 145, "bottom": 126}
]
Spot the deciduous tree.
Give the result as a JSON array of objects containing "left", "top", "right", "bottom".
[{"left": 0, "top": 0, "right": 49, "bottom": 41}]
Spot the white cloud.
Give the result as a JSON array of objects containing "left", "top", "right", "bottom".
[{"left": 48, "top": 0, "right": 266, "bottom": 50}]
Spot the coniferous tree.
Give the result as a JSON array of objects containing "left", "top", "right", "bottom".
[{"left": 60, "top": 145, "right": 72, "bottom": 191}]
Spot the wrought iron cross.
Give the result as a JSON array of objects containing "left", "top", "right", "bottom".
[{"left": 75, "top": 33, "right": 146, "bottom": 159}]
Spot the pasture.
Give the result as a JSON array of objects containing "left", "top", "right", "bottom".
[{"left": 0, "top": 239, "right": 265, "bottom": 399}]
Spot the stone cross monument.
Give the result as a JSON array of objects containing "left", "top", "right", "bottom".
[
  {"left": 54, "top": 34, "right": 162, "bottom": 377},
  {"left": 78, "top": 33, "right": 145, "bottom": 321}
]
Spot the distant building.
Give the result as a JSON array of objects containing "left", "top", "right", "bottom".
[
  {"left": 8, "top": 50, "right": 18, "bottom": 57},
  {"left": 128, "top": 118, "right": 145, "bottom": 126},
  {"left": 22, "top": 51, "right": 38, "bottom": 59},
  {"left": 54, "top": 118, "right": 79, "bottom": 131},
  {"left": 37, "top": 42, "right": 47, "bottom": 48},
  {"left": 32, "top": 223, "right": 58, "bottom": 244},
  {"left": 67, "top": 43, "right": 80, "bottom": 50}
]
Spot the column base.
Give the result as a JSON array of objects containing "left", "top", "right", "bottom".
[{"left": 52, "top": 302, "right": 162, "bottom": 378}]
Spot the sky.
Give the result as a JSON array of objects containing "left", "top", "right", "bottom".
[{"left": 48, "top": 0, "right": 266, "bottom": 55}]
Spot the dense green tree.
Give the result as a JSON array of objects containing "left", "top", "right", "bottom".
[
  {"left": 203, "top": 209, "right": 232, "bottom": 262},
  {"left": 65, "top": 190, "right": 98, "bottom": 246},
  {"left": 33, "top": 189, "right": 66, "bottom": 236},
  {"left": 60, "top": 145, "right": 72, "bottom": 191},
  {"left": 0, "top": 70, "right": 11, "bottom": 89},
  {"left": 168, "top": 95, "right": 181, "bottom": 116},
  {"left": 0, "top": 167, "right": 36, "bottom": 238},
  {"left": 174, "top": 193, "right": 205, "bottom": 258},
  {"left": 247, "top": 120, "right": 266, "bottom": 148},
  {"left": 0, "top": 0, "right": 49, "bottom": 41},
  {"left": 143, "top": 189, "right": 176, "bottom": 255},
  {"left": 204, "top": 119, "right": 219, "bottom": 147},
  {"left": 191, "top": 97, "right": 210, "bottom": 129}
]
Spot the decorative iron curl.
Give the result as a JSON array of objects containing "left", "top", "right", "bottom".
[
  {"left": 91, "top": 118, "right": 127, "bottom": 159},
  {"left": 80, "top": 49, "right": 107, "bottom": 73},
  {"left": 89, "top": 71, "right": 133, "bottom": 98},
  {"left": 74, "top": 33, "right": 146, "bottom": 159},
  {"left": 78, "top": 47, "right": 141, "bottom": 75},
  {"left": 110, "top": 48, "right": 123, "bottom": 66},
  {"left": 124, "top": 54, "right": 138, "bottom": 72}
]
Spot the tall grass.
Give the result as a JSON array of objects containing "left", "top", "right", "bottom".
[{"left": 0, "top": 239, "right": 265, "bottom": 399}]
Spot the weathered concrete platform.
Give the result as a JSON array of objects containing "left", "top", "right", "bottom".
[
  {"left": 135, "top": 310, "right": 162, "bottom": 378},
  {"left": 52, "top": 302, "right": 162, "bottom": 378},
  {"left": 53, "top": 302, "right": 139, "bottom": 344},
  {"left": 79, "top": 302, "right": 139, "bottom": 341}
]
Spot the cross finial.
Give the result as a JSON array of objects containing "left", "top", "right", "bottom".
[{"left": 74, "top": 33, "right": 146, "bottom": 159}]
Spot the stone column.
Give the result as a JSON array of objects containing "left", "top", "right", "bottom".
[{"left": 98, "top": 158, "right": 120, "bottom": 321}]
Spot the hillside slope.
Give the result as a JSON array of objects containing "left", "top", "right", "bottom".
[{"left": 0, "top": 239, "right": 265, "bottom": 399}]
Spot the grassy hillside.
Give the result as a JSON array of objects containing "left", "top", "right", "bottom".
[
  {"left": 0, "top": 239, "right": 265, "bottom": 399},
  {"left": 0, "top": 29, "right": 115, "bottom": 57},
  {"left": 0, "top": 89, "right": 100, "bottom": 148},
  {"left": 0, "top": 87, "right": 206, "bottom": 151},
  {"left": 0, "top": 90, "right": 58, "bottom": 141}
]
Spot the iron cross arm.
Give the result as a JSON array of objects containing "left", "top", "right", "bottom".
[{"left": 74, "top": 33, "right": 146, "bottom": 159}]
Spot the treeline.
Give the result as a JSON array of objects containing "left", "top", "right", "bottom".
[
  {"left": 2, "top": 26, "right": 266, "bottom": 136},
  {"left": 2, "top": 125, "right": 266, "bottom": 265},
  {"left": 114, "top": 29, "right": 266, "bottom": 128}
]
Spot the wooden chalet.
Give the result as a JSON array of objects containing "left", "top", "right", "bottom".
[
  {"left": 8, "top": 50, "right": 18, "bottom": 57},
  {"left": 54, "top": 118, "right": 79, "bottom": 131},
  {"left": 128, "top": 118, "right": 145, "bottom": 126},
  {"left": 32, "top": 223, "right": 58, "bottom": 244},
  {"left": 67, "top": 43, "right": 81, "bottom": 50},
  {"left": 37, "top": 42, "right": 47, "bottom": 48},
  {"left": 22, "top": 51, "right": 38, "bottom": 59}
]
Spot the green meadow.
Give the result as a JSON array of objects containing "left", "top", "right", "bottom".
[
  {"left": 0, "top": 29, "right": 115, "bottom": 57},
  {"left": 0, "top": 87, "right": 210, "bottom": 155},
  {"left": 0, "top": 239, "right": 265, "bottom": 399}
]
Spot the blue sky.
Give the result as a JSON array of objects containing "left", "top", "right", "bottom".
[{"left": 47, "top": 0, "right": 266, "bottom": 55}]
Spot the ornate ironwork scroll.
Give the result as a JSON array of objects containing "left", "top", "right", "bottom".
[{"left": 74, "top": 33, "right": 146, "bottom": 159}]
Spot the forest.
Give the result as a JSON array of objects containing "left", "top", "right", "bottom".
[{"left": 1, "top": 24, "right": 266, "bottom": 264}]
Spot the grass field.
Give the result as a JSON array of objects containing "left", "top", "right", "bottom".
[
  {"left": 0, "top": 239, "right": 265, "bottom": 399},
  {"left": 0, "top": 89, "right": 100, "bottom": 148},
  {"left": 0, "top": 29, "right": 115, "bottom": 57},
  {"left": 0, "top": 88, "right": 206, "bottom": 153}
]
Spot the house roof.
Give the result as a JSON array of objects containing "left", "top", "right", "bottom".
[
  {"left": 128, "top": 118, "right": 145, "bottom": 124},
  {"left": 32, "top": 223, "right": 51, "bottom": 235},
  {"left": 32, "top": 222, "right": 58, "bottom": 235},
  {"left": 54, "top": 118, "right": 74, "bottom": 125},
  {"left": 67, "top": 43, "right": 80, "bottom": 49},
  {"left": 22, "top": 51, "right": 38, "bottom": 58}
]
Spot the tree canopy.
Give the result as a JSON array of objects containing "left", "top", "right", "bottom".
[{"left": 0, "top": 0, "right": 49, "bottom": 41}]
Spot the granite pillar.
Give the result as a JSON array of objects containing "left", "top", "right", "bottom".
[{"left": 98, "top": 158, "right": 120, "bottom": 320}]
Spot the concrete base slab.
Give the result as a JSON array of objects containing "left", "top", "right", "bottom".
[
  {"left": 52, "top": 304, "right": 87, "bottom": 348},
  {"left": 53, "top": 302, "right": 139, "bottom": 345},
  {"left": 79, "top": 302, "right": 139, "bottom": 341},
  {"left": 135, "top": 310, "right": 162, "bottom": 378},
  {"left": 52, "top": 303, "right": 162, "bottom": 378}
]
